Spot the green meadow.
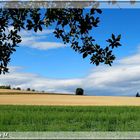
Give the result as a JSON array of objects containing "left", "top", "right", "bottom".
[{"left": 0, "top": 105, "right": 140, "bottom": 131}]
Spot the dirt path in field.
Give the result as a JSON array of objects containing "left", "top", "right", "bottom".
[{"left": 0, "top": 93, "right": 139, "bottom": 106}]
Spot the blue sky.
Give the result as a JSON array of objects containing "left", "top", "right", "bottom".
[{"left": 1, "top": 9, "right": 140, "bottom": 96}]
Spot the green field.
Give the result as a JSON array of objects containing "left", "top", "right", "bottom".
[{"left": 0, "top": 105, "right": 140, "bottom": 131}]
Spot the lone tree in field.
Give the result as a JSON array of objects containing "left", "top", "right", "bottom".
[
  {"left": 0, "top": 1, "right": 124, "bottom": 74},
  {"left": 76, "top": 88, "right": 84, "bottom": 95},
  {"left": 136, "top": 92, "right": 140, "bottom": 97}
]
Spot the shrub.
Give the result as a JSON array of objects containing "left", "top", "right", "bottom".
[
  {"left": 32, "top": 89, "right": 35, "bottom": 92},
  {"left": 27, "top": 88, "right": 31, "bottom": 91},
  {"left": 16, "top": 87, "right": 21, "bottom": 90},
  {"left": 75, "top": 88, "right": 84, "bottom": 95},
  {"left": 136, "top": 92, "right": 140, "bottom": 97}
]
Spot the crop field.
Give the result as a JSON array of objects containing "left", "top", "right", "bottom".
[
  {"left": 0, "top": 105, "right": 140, "bottom": 131},
  {"left": 0, "top": 94, "right": 140, "bottom": 106}
]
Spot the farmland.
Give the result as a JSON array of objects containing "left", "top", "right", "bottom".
[{"left": 0, "top": 89, "right": 140, "bottom": 131}]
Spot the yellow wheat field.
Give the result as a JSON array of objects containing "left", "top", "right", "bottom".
[{"left": 0, "top": 89, "right": 139, "bottom": 106}]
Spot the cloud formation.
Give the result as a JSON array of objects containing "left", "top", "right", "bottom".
[
  {"left": 1, "top": 47, "right": 140, "bottom": 96},
  {"left": 19, "top": 29, "right": 66, "bottom": 50}
]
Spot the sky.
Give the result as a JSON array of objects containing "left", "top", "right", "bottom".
[{"left": 1, "top": 9, "right": 140, "bottom": 96}]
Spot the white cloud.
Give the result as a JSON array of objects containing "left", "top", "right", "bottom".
[
  {"left": 20, "top": 29, "right": 54, "bottom": 37},
  {"left": 27, "top": 42, "right": 66, "bottom": 50},
  {"left": 120, "top": 54, "right": 140, "bottom": 65},
  {"left": 1, "top": 46, "right": 140, "bottom": 96},
  {"left": 19, "top": 29, "right": 66, "bottom": 50}
]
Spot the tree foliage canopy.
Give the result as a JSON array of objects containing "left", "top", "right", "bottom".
[{"left": 0, "top": 7, "right": 121, "bottom": 74}]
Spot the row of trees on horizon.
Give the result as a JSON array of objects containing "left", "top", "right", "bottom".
[{"left": 0, "top": 85, "right": 44, "bottom": 92}]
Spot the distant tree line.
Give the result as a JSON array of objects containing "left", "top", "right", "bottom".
[
  {"left": 0, "top": 85, "right": 36, "bottom": 92},
  {"left": 0, "top": 85, "right": 11, "bottom": 89}
]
